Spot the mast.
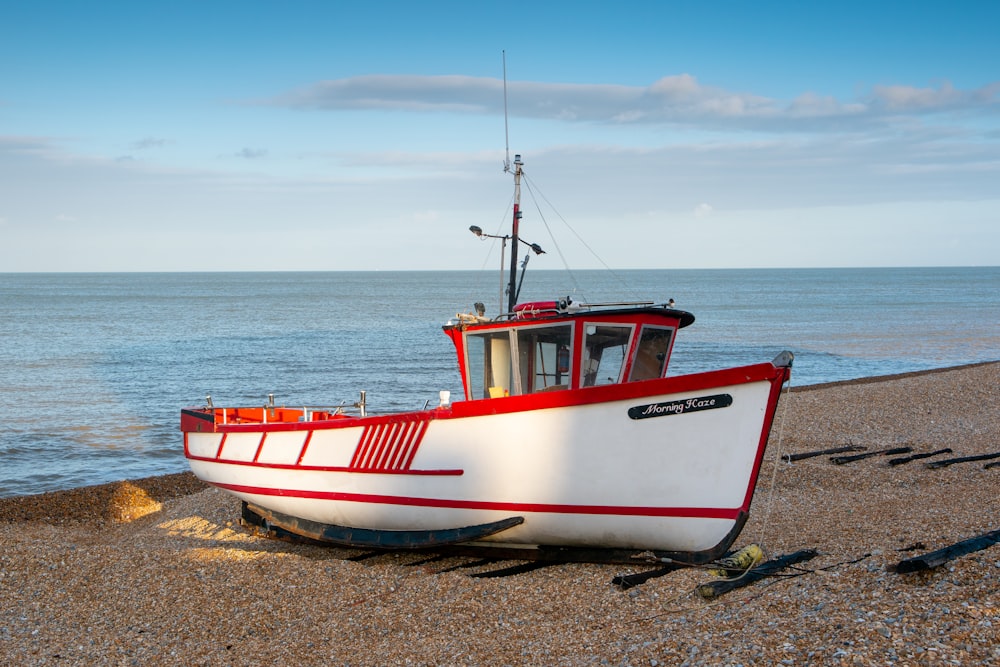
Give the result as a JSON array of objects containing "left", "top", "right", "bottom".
[{"left": 508, "top": 154, "right": 522, "bottom": 314}]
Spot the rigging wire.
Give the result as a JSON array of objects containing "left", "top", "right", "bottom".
[
  {"left": 499, "top": 52, "right": 639, "bottom": 304},
  {"left": 754, "top": 371, "right": 794, "bottom": 549},
  {"left": 521, "top": 175, "right": 581, "bottom": 296},
  {"left": 521, "top": 172, "right": 643, "bottom": 302},
  {"left": 476, "top": 52, "right": 644, "bottom": 310}
]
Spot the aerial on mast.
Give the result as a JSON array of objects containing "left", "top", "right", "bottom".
[
  {"left": 502, "top": 51, "right": 522, "bottom": 313},
  {"left": 466, "top": 52, "right": 543, "bottom": 314},
  {"left": 502, "top": 50, "right": 511, "bottom": 174}
]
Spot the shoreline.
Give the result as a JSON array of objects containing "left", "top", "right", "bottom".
[
  {"left": 788, "top": 358, "right": 1000, "bottom": 392},
  {"left": 1, "top": 360, "right": 998, "bottom": 664},
  {"left": 3, "top": 359, "right": 996, "bottom": 510}
]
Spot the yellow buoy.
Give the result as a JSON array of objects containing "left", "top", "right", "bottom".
[{"left": 708, "top": 544, "right": 764, "bottom": 577}]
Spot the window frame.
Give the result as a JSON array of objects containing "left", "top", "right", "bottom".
[
  {"left": 627, "top": 324, "right": 675, "bottom": 382},
  {"left": 463, "top": 321, "right": 575, "bottom": 398},
  {"left": 580, "top": 322, "right": 637, "bottom": 388}
]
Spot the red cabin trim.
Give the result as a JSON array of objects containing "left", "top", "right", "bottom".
[
  {"left": 181, "top": 362, "right": 787, "bottom": 436},
  {"left": 443, "top": 305, "right": 692, "bottom": 402}
]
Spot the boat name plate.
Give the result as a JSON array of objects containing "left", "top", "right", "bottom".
[{"left": 628, "top": 394, "right": 733, "bottom": 420}]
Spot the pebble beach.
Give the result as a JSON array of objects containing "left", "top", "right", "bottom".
[{"left": 1, "top": 362, "right": 998, "bottom": 666}]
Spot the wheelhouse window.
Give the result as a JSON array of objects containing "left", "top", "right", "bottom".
[
  {"left": 582, "top": 324, "right": 634, "bottom": 387},
  {"left": 465, "top": 323, "right": 573, "bottom": 397},
  {"left": 629, "top": 326, "right": 673, "bottom": 381},
  {"left": 464, "top": 330, "right": 514, "bottom": 399},
  {"left": 515, "top": 324, "right": 573, "bottom": 393}
]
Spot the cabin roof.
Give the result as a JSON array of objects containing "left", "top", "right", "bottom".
[{"left": 444, "top": 301, "right": 695, "bottom": 332}]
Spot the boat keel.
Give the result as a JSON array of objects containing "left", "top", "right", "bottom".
[
  {"left": 244, "top": 502, "right": 525, "bottom": 549},
  {"left": 241, "top": 503, "right": 748, "bottom": 565}
]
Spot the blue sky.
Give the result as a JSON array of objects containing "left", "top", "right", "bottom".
[{"left": 2, "top": 1, "right": 998, "bottom": 271}]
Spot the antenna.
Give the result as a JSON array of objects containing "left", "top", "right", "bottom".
[{"left": 502, "top": 50, "right": 511, "bottom": 173}]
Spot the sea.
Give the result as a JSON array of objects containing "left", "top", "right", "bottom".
[{"left": 1, "top": 267, "right": 997, "bottom": 498}]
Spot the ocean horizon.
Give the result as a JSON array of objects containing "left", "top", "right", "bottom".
[{"left": 2, "top": 266, "right": 997, "bottom": 497}]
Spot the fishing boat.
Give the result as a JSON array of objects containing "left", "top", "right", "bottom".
[{"left": 181, "top": 153, "right": 792, "bottom": 563}]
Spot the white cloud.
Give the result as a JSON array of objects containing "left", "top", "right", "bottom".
[
  {"left": 272, "top": 74, "right": 502, "bottom": 114},
  {"left": 409, "top": 210, "right": 440, "bottom": 223},
  {"left": 131, "top": 137, "right": 169, "bottom": 150},
  {"left": 2, "top": 65, "right": 998, "bottom": 272},
  {"left": 868, "top": 81, "right": 1000, "bottom": 112},
  {"left": 693, "top": 203, "right": 713, "bottom": 218},
  {"left": 235, "top": 148, "right": 268, "bottom": 159},
  {"left": 264, "top": 74, "right": 1000, "bottom": 131}
]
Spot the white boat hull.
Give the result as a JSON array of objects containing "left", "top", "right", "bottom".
[{"left": 184, "top": 361, "right": 789, "bottom": 557}]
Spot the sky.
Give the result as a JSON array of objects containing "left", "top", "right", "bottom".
[{"left": 2, "top": 1, "right": 998, "bottom": 272}]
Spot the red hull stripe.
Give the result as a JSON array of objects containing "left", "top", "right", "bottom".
[
  {"left": 350, "top": 423, "right": 379, "bottom": 468},
  {"left": 211, "top": 481, "right": 742, "bottom": 520},
  {"left": 187, "top": 454, "right": 462, "bottom": 476},
  {"left": 252, "top": 432, "right": 267, "bottom": 463},
  {"left": 400, "top": 420, "right": 429, "bottom": 470},
  {"left": 350, "top": 418, "right": 430, "bottom": 471},
  {"left": 295, "top": 430, "right": 314, "bottom": 465},
  {"left": 214, "top": 433, "right": 227, "bottom": 459}
]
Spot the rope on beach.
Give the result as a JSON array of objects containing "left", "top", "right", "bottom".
[{"left": 755, "top": 373, "right": 793, "bottom": 549}]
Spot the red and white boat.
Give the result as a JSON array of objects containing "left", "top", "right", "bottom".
[{"left": 181, "top": 154, "right": 792, "bottom": 563}]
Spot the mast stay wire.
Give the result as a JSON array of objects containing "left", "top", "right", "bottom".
[
  {"left": 521, "top": 172, "right": 643, "bottom": 303},
  {"left": 520, "top": 174, "right": 579, "bottom": 294}
]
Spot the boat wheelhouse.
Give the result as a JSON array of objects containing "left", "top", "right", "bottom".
[{"left": 446, "top": 299, "right": 694, "bottom": 401}]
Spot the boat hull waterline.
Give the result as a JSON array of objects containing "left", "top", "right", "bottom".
[{"left": 183, "top": 357, "right": 791, "bottom": 560}]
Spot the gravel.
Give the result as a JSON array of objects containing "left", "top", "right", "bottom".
[{"left": 1, "top": 362, "right": 998, "bottom": 666}]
